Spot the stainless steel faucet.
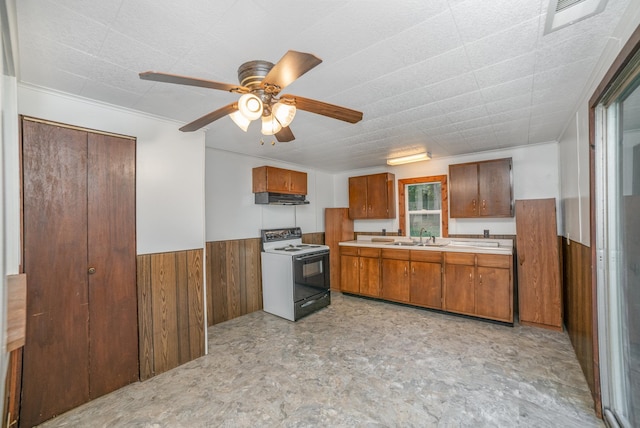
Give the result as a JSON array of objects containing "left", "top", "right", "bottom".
[{"left": 419, "top": 227, "right": 426, "bottom": 244}]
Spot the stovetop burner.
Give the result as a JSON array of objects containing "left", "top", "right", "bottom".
[
  {"left": 261, "top": 228, "right": 329, "bottom": 256},
  {"left": 273, "top": 244, "right": 322, "bottom": 252}
]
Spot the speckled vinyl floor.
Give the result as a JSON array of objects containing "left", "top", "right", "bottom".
[{"left": 39, "top": 292, "right": 602, "bottom": 427}]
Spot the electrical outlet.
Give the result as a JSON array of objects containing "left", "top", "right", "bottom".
[{"left": 483, "top": 229, "right": 489, "bottom": 238}]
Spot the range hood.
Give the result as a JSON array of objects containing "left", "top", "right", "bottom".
[{"left": 254, "top": 192, "right": 310, "bottom": 205}]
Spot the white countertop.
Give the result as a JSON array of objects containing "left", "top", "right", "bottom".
[{"left": 339, "top": 235, "right": 513, "bottom": 255}]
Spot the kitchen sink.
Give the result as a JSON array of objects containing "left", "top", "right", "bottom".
[
  {"left": 387, "top": 241, "right": 449, "bottom": 247},
  {"left": 415, "top": 242, "right": 449, "bottom": 247}
]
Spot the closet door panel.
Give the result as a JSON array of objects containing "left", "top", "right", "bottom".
[
  {"left": 21, "top": 121, "right": 90, "bottom": 428},
  {"left": 87, "top": 133, "right": 138, "bottom": 398}
]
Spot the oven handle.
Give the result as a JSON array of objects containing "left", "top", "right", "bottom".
[
  {"left": 301, "top": 299, "right": 316, "bottom": 308},
  {"left": 300, "top": 293, "right": 328, "bottom": 308},
  {"left": 294, "top": 251, "right": 328, "bottom": 262}
]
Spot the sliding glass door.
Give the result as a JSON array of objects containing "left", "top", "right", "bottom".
[{"left": 595, "top": 53, "right": 640, "bottom": 427}]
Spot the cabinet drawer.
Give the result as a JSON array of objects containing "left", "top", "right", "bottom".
[
  {"left": 444, "top": 252, "right": 475, "bottom": 265},
  {"left": 359, "top": 247, "right": 381, "bottom": 258},
  {"left": 477, "top": 254, "right": 511, "bottom": 268},
  {"left": 340, "top": 246, "right": 359, "bottom": 256},
  {"left": 411, "top": 250, "right": 442, "bottom": 263},
  {"left": 381, "top": 248, "right": 409, "bottom": 260}
]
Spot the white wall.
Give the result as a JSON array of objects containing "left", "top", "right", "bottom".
[
  {"left": 17, "top": 86, "right": 205, "bottom": 255},
  {"left": 558, "top": 1, "right": 640, "bottom": 246},
  {"left": 333, "top": 143, "right": 560, "bottom": 236},
  {"left": 205, "top": 148, "right": 334, "bottom": 241}
]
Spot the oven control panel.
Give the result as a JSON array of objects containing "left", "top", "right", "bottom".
[{"left": 261, "top": 227, "right": 303, "bottom": 243}]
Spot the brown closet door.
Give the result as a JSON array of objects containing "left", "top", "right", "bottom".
[
  {"left": 21, "top": 119, "right": 138, "bottom": 427},
  {"left": 21, "top": 121, "right": 90, "bottom": 428},
  {"left": 87, "top": 133, "right": 138, "bottom": 398}
]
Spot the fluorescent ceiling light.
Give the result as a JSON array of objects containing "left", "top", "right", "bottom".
[{"left": 386, "top": 152, "right": 431, "bottom": 165}]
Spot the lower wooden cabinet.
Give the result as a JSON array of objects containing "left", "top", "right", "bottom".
[
  {"left": 381, "top": 249, "right": 410, "bottom": 302},
  {"left": 340, "top": 245, "right": 512, "bottom": 324},
  {"left": 444, "top": 262, "right": 475, "bottom": 314},
  {"left": 410, "top": 261, "right": 442, "bottom": 309},
  {"left": 381, "top": 258, "right": 410, "bottom": 302},
  {"left": 360, "top": 255, "right": 381, "bottom": 297},
  {"left": 444, "top": 252, "right": 513, "bottom": 323},
  {"left": 340, "top": 254, "right": 360, "bottom": 294},
  {"left": 340, "top": 247, "right": 380, "bottom": 297}
]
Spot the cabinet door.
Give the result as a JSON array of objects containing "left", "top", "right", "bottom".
[
  {"left": 516, "top": 199, "right": 562, "bottom": 328},
  {"left": 475, "top": 267, "right": 512, "bottom": 322},
  {"left": 478, "top": 159, "right": 512, "bottom": 217},
  {"left": 340, "top": 255, "right": 360, "bottom": 293},
  {"left": 444, "top": 264, "right": 475, "bottom": 314},
  {"left": 410, "top": 261, "right": 442, "bottom": 309},
  {"left": 289, "top": 170, "right": 307, "bottom": 194},
  {"left": 348, "top": 176, "right": 368, "bottom": 219},
  {"left": 381, "top": 259, "right": 410, "bottom": 302},
  {"left": 266, "top": 167, "right": 291, "bottom": 193},
  {"left": 360, "top": 256, "right": 381, "bottom": 297},
  {"left": 367, "top": 173, "right": 390, "bottom": 218},
  {"left": 449, "top": 163, "right": 478, "bottom": 217}
]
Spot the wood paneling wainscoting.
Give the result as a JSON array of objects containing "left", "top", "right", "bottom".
[
  {"left": 206, "top": 238, "right": 262, "bottom": 326},
  {"left": 562, "top": 238, "right": 597, "bottom": 407},
  {"left": 137, "top": 248, "right": 205, "bottom": 380},
  {"left": 206, "top": 233, "right": 324, "bottom": 326}
]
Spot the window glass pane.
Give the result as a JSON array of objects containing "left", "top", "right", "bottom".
[
  {"left": 618, "top": 77, "right": 640, "bottom": 427},
  {"left": 409, "top": 213, "right": 441, "bottom": 237},
  {"left": 408, "top": 183, "right": 441, "bottom": 211}
]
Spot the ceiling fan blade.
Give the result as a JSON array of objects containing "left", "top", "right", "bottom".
[
  {"left": 261, "top": 51, "right": 322, "bottom": 93},
  {"left": 281, "top": 95, "right": 363, "bottom": 123},
  {"left": 139, "top": 71, "right": 248, "bottom": 93},
  {"left": 275, "top": 126, "right": 295, "bottom": 142},
  {"left": 179, "top": 103, "right": 238, "bottom": 132}
]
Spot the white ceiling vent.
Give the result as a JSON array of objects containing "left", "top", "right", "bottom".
[{"left": 544, "top": 0, "right": 608, "bottom": 34}]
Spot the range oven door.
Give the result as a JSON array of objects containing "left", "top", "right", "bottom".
[{"left": 293, "top": 251, "right": 330, "bottom": 302}]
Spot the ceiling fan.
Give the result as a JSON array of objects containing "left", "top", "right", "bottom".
[{"left": 139, "top": 50, "right": 363, "bottom": 142}]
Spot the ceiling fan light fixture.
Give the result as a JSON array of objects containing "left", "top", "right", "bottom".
[
  {"left": 386, "top": 152, "right": 431, "bottom": 165},
  {"left": 272, "top": 102, "right": 296, "bottom": 128},
  {"left": 229, "top": 110, "right": 251, "bottom": 132},
  {"left": 261, "top": 113, "right": 283, "bottom": 135},
  {"left": 237, "top": 93, "right": 263, "bottom": 121}
]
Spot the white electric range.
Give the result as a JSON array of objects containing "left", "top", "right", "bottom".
[{"left": 260, "top": 227, "right": 331, "bottom": 321}]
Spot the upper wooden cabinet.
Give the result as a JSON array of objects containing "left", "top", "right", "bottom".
[
  {"left": 252, "top": 166, "right": 307, "bottom": 195},
  {"left": 449, "top": 158, "right": 513, "bottom": 218},
  {"left": 348, "top": 172, "right": 396, "bottom": 219}
]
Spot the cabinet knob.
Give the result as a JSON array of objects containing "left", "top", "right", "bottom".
[
  {"left": 88, "top": 267, "right": 96, "bottom": 275},
  {"left": 479, "top": 274, "right": 482, "bottom": 284},
  {"left": 482, "top": 199, "right": 486, "bottom": 209}
]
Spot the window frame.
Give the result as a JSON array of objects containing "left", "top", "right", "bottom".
[{"left": 398, "top": 175, "right": 448, "bottom": 238}]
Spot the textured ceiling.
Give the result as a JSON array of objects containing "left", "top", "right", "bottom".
[{"left": 15, "top": 0, "right": 632, "bottom": 171}]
